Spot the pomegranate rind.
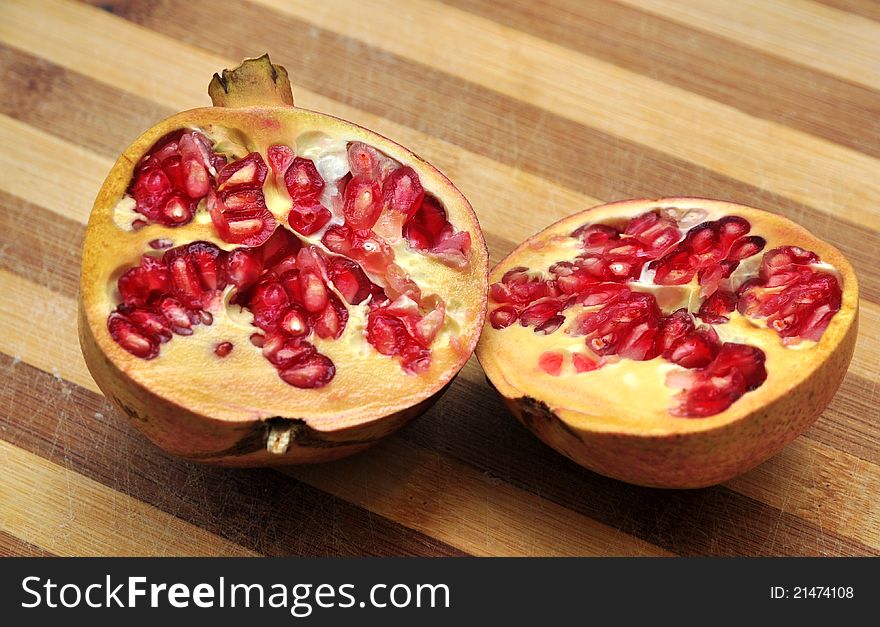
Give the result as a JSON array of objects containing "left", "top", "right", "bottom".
[
  {"left": 79, "top": 69, "right": 488, "bottom": 466},
  {"left": 476, "top": 198, "right": 858, "bottom": 488}
]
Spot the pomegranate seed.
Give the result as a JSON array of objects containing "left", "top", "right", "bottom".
[
  {"left": 225, "top": 248, "right": 263, "bottom": 289},
  {"left": 489, "top": 306, "right": 518, "bottom": 329},
  {"left": 279, "top": 354, "right": 336, "bottom": 388},
  {"left": 164, "top": 241, "right": 225, "bottom": 309},
  {"left": 214, "top": 342, "right": 234, "bottom": 357},
  {"left": 280, "top": 304, "right": 310, "bottom": 337},
  {"left": 285, "top": 157, "right": 325, "bottom": 202},
  {"left": 158, "top": 297, "right": 195, "bottom": 335},
  {"left": 288, "top": 199, "right": 331, "bottom": 235},
  {"left": 300, "top": 271, "right": 329, "bottom": 313},
  {"left": 118, "top": 255, "right": 170, "bottom": 307},
  {"left": 182, "top": 158, "right": 210, "bottom": 198},
  {"left": 108, "top": 312, "right": 158, "bottom": 359},
  {"left": 403, "top": 196, "right": 451, "bottom": 250},
  {"left": 264, "top": 335, "right": 317, "bottom": 369},
  {"left": 343, "top": 176, "right": 383, "bottom": 230},
  {"left": 217, "top": 152, "right": 268, "bottom": 191},
  {"left": 249, "top": 333, "right": 265, "bottom": 347},
  {"left": 148, "top": 238, "right": 174, "bottom": 250},
  {"left": 382, "top": 166, "right": 424, "bottom": 217},
  {"left": 312, "top": 294, "right": 349, "bottom": 340},
  {"left": 572, "top": 353, "right": 598, "bottom": 373},
  {"left": 348, "top": 142, "right": 381, "bottom": 179},
  {"left": 697, "top": 290, "right": 737, "bottom": 324},
  {"left": 327, "top": 257, "right": 373, "bottom": 304},
  {"left": 519, "top": 298, "right": 563, "bottom": 328},
  {"left": 538, "top": 351, "right": 564, "bottom": 376},
  {"left": 125, "top": 307, "right": 172, "bottom": 344},
  {"left": 267, "top": 144, "right": 295, "bottom": 177},
  {"left": 666, "top": 327, "right": 721, "bottom": 369},
  {"left": 654, "top": 308, "right": 695, "bottom": 356},
  {"left": 727, "top": 235, "right": 766, "bottom": 261},
  {"left": 367, "top": 314, "right": 410, "bottom": 356}
]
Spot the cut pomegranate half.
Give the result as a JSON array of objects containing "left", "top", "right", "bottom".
[
  {"left": 80, "top": 55, "right": 488, "bottom": 466},
  {"left": 477, "top": 198, "right": 857, "bottom": 488}
]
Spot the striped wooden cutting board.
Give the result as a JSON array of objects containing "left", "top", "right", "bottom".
[{"left": 1, "top": 0, "right": 878, "bottom": 557}]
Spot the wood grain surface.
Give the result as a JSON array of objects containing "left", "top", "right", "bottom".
[{"left": 1, "top": 0, "right": 878, "bottom": 556}]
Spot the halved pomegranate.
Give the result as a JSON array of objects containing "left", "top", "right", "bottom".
[
  {"left": 476, "top": 198, "right": 858, "bottom": 488},
  {"left": 79, "top": 56, "right": 488, "bottom": 466}
]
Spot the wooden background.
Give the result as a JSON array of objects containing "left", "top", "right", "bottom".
[{"left": 1, "top": 0, "right": 878, "bottom": 557}]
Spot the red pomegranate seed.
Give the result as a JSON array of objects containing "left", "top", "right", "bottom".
[
  {"left": 164, "top": 241, "right": 225, "bottom": 309},
  {"left": 311, "top": 293, "right": 349, "bottom": 340},
  {"left": 625, "top": 211, "right": 681, "bottom": 253},
  {"left": 727, "top": 235, "right": 766, "bottom": 261},
  {"left": 279, "top": 354, "right": 336, "bottom": 388},
  {"left": 367, "top": 314, "right": 410, "bottom": 356},
  {"left": 707, "top": 343, "right": 767, "bottom": 390},
  {"left": 519, "top": 298, "right": 563, "bottom": 329},
  {"left": 125, "top": 307, "right": 172, "bottom": 343},
  {"left": 214, "top": 342, "right": 234, "bottom": 357},
  {"left": 538, "top": 351, "right": 564, "bottom": 376},
  {"left": 108, "top": 312, "right": 158, "bottom": 359},
  {"left": 248, "top": 279, "right": 291, "bottom": 331},
  {"left": 403, "top": 196, "right": 451, "bottom": 250},
  {"left": 267, "top": 144, "right": 295, "bottom": 177},
  {"left": 572, "top": 292, "right": 661, "bottom": 361},
  {"left": 489, "top": 306, "right": 518, "bottom": 329},
  {"left": 382, "top": 166, "right": 424, "bottom": 217},
  {"left": 285, "top": 157, "right": 325, "bottom": 202},
  {"left": 225, "top": 248, "right": 263, "bottom": 289},
  {"left": 148, "top": 238, "right": 174, "bottom": 250},
  {"left": 665, "top": 327, "right": 721, "bottom": 369},
  {"left": 343, "top": 176, "right": 382, "bottom": 230},
  {"left": 654, "top": 308, "right": 695, "bottom": 356},
  {"left": 348, "top": 142, "right": 381, "bottom": 179},
  {"left": 327, "top": 256, "right": 373, "bottom": 305},
  {"left": 288, "top": 199, "right": 331, "bottom": 235},
  {"left": 300, "top": 271, "right": 329, "bottom": 313},
  {"left": 157, "top": 297, "right": 196, "bottom": 335},
  {"left": 677, "top": 370, "right": 745, "bottom": 417},
  {"left": 697, "top": 290, "right": 737, "bottom": 324},
  {"left": 264, "top": 335, "right": 317, "bottom": 369},
  {"left": 280, "top": 304, "right": 311, "bottom": 337},
  {"left": 249, "top": 333, "right": 265, "bottom": 347},
  {"left": 572, "top": 353, "right": 599, "bottom": 373},
  {"left": 217, "top": 152, "right": 268, "bottom": 191},
  {"left": 118, "top": 255, "right": 171, "bottom": 307}
]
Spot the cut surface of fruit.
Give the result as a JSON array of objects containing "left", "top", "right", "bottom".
[
  {"left": 476, "top": 198, "right": 858, "bottom": 488},
  {"left": 80, "top": 56, "right": 487, "bottom": 466}
]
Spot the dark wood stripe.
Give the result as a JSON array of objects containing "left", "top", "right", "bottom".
[
  {"left": 443, "top": 0, "right": 880, "bottom": 159},
  {"left": 0, "top": 355, "right": 467, "bottom": 557},
  {"left": 0, "top": 530, "right": 56, "bottom": 557},
  {"left": 68, "top": 4, "right": 880, "bottom": 303},
  {"left": 400, "top": 375, "right": 878, "bottom": 556},
  {"left": 813, "top": 0, "right": 880, "bottom": 21}
]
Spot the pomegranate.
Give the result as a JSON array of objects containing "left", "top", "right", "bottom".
[
  {"left": 476, "top": 198, "right": 858, "bottom": 488},
  {"left": 79, "top": 56, "right": 488, "bottom": 466}
]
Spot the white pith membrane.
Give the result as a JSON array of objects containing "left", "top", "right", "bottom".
[
  {"left": 90, "top": 117, "right": 485, "bottom": 425},
  {"left": 478, "top": 200, "right": 848, "bottom": 431}
]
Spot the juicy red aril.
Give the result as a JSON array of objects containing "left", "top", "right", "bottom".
[
  {"left": 118, "top": 255, "right": 170, "bottom": 307},
  {"left": 128, "top": 130, "right": 220, "bottom": 227},
  {"left": 367, "top": 314, "right": 410, "bottom": 356},
  {"left": 697, "top": 290, "right": 737, "bottom": 324},
  {"left": 708, "top": 343, "right": 767, "bottom": 390},
  {"left": 217, "top": 152, "right": 268, "bottom": 191},
  {"left": 163, "top": 241, "right": 226, "bottom": 309},
  {"left": 343, "top": 176, "right": 382, "bottom": 230},
  {"left": 651, "top": 244, "right": 695, "bottom": 285},
  {"left": 311, "top": 293, "right": 348, "bottom": 340},
  {"left": 403, "top": 196, "right": 451, "bottom": 250},
  {"left": 249, "top": 278, "right": 290, "bottom": 331},
  {"left": 571, "top": 224, "right": 620, "bottom": 251},
  {"left": 300, "top": 270, "right": 329, "bottom": 313},
  {"left": 288, "top": 200, "right": 331, "bottom": 236},
  {"left": 108, "top": 312, "right": 158, "bottom": 359},
  {"left": 665, "top": 327, "right": 720, "bottom": 369},
  {"left": 347, "top": 142, "right": 380, "bottom": 179},
  {"left": 727, "top": 235, "right": 766, "bottom": 261},
  {"left": 572, "top": 353, "right": 598, "bottom": 373},
  {"left": 382, "top": 166, "right": 424, "bottom": 217},
  {"left": 654, "top": 308, "right": 695, "bottom": 356},
  {"left": 571, "top": 291, "right": 661, "bottom": 361},
  {"left": 158, "top": 297, "right": 196, "bottom": 335},
  {"left": 327, "top": 256, "right": 373, "bottom": 305},
  {"left": 625, "top": 211, "right": 681, "bottom": 253},
  {"left": 214, "top": 342, "right": 234, "bottom": 357},
  {"left": 489, "top": 306, "right": 518, "bottom": 329},
  {"left": 267, "top": 144, "right": 295, "bottom": 177},
  {"left": 225, "top": 249, "right": 263, "bottom": 289},
  {"left": 279, "top": 354, "right": 337, "bottom": 389},
  {"left": 263, "top": 334, "right": 317, "bottom": 369},
  {"left": 284, "top": 157, "right": 325, "bottom": 202},
  {"left": 280, "top": 304, "right": 310, "bottom": 337},
  {"left": 520, "top": 298, "right": 564, "bottom": 330},
  {"left": 124, "top": 306, "right": 172, "bottom": 343},
  {"left": 321, "top": 225, "right": 394, "bottom": 274},
  {"left": 539, "top": 351, "right": 564, "bottom": 376},
  {"left": 738, "top": 247, "right": 842, "bottom": 341}
]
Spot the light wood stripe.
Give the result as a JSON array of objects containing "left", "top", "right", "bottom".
[
  {"left": 0, "top": 440, "right": 258, "bottom": 557},
  {"left": 0, "top": 270, "right": 667, "bottom": 557},
  {"left": 250, "top": 0, "right": 880, "bottom": 230},
  {"left": 814, "top": 0, "right": 880, "bottom": 21},
  {"left": 0, "top": 268, "right": 875, "bottom": 550},
  {"left": 616, "top": 0, "right": 880, "bottom": 91}
]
